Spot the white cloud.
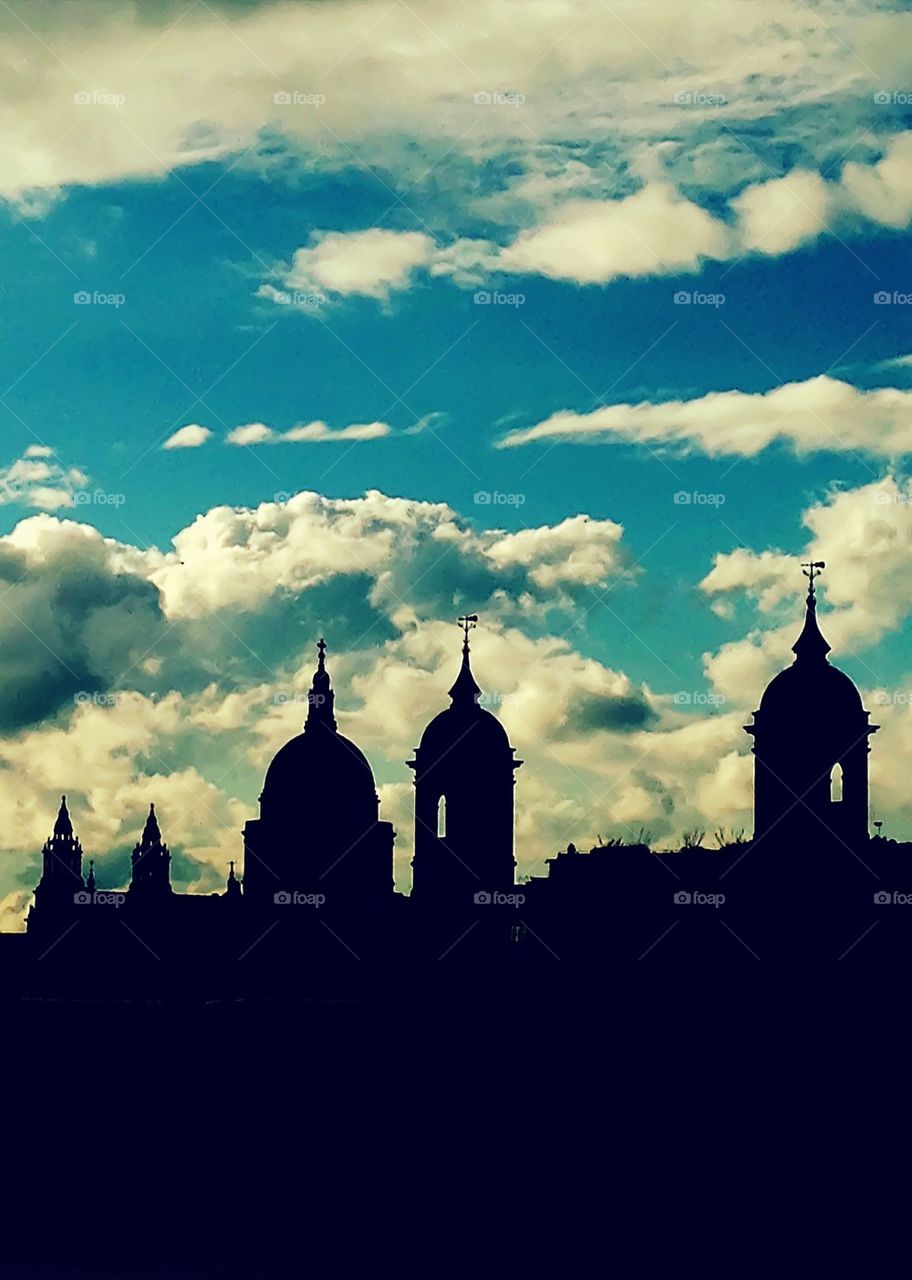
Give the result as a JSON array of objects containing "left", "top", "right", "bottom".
[
  {"left": 732, "top": 170, "right": 834, "bottom": 255},
  {"left": 274, "top": 228, "right": 436, "bottom": 300},
  {"left": 702, "top": 477, "right": 912, "bottom": 684},
  {"left": 224, "top": 423, "right": 273, "bottom": 446},
  {"left": 0, "top": 448, "right": 88, "bottom": 509},
  {"left": 144, "top": 489, "right": 630, "bottom": 620},
  {"left": 497, "top": 374, "right": 912, "bottom": 458},
  {"left": 259, "top": 136, "right": 912, "bottom": 306},
  {"left": 841, "top": 130, "right": 912, "bottom": 230},
  {"left": 498, "top": 185, "right": 731, "bottom": 284},
  {"left": 162, "top": 424, "right": 212, "bottom": 450},
  {"left": 225, "top": 420, "right": 392, "bottom": 445},
  {"left": 1, "top": 0, "right": 889, "bottom": 204},
  {"left": 12, "top": 479, "right": 912, "bottom": 927}
]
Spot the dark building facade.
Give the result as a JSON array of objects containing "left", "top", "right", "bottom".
[
  {"left": 408, "top": 619, "right": 522, "bottom": 910},
  {"left": 19, "top": 583, "right": 892, "bottom": 976},
  {"left": 242, "top": 640, "right": 395, "bottom": 910},
  {"left": 746, "top": 566, "right": 877, "bottom": 847}
]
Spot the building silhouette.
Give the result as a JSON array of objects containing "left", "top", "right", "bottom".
[
  {"left": 16, "top": 577, "right": 912, "bottom": 977},
  {"left": 409, "top": 615, "right": 522, "bottom": 909},
  {"left": 745, "top": 562, "right": 878, "bottom": 848},
  {"left": 241, "top": 638, "right": 395, "bottom": 910}
]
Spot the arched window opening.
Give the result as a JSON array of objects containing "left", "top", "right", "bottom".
[
  {"left": 437, "top": 794, "right": 447, "bottom": 838},
  {"left": 830, "top": 762, "right": 844, "bottom": 804}
]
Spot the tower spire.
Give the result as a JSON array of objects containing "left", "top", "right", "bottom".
[
  {"left": 793, "top": 561, "right": 830, "bottom": 663},
  {"left": 54, "top": 795, "right": 73, "bottom": 838},
  {"left": 449, "top": 614, "right": 482, "bottom": 707},
  {"left": 305, "top": 637, "right": 337, "bottom": 732}
]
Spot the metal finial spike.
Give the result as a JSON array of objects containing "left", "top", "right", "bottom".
[
  {"left": 801, "top": 560, "right": 825, "bottom": 595},
  {"left": 457, "top": 614, "right": 478, "bottom": 647}
]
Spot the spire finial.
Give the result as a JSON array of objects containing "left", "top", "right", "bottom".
[
  {"left": 458, "top": 614, "right": 478, "bottom": 650},
  {"left": 449, "top": 615, "right": 482, "bottom": 707},
  {"left": 801, "top": 560, "right": 825, "bottom": 599},
  {"left": 54, "top": 794, "right": 73, "bottom": 838},
  {"left": 305, "top": 637, "right": 337, "bottom": 732},
  {"left": 793, "top": 561, "right": 831, "bottom": 662}
]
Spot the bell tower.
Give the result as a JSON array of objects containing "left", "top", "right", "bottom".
[
  {"left": 746, "top": 564, "right": 878, "bottom": 847},
  {"left": 409, "top": 618, "right": 522, "bottom": 908}
]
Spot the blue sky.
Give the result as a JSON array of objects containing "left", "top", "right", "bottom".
[{"left": 2, "top": 0, "right": 912, "bottom": 922}]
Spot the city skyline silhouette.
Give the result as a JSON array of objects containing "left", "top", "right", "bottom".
[{"left": 10, "top": 571, "right": 909, "bottom": 980}]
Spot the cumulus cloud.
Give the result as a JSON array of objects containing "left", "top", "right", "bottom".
[
  {"left": 144, "top": 490, "right": 630, "bottom": 622},
  {"left": 732, "top": 170, "right": 834, "bottom": 255},
  {"left": 0, "top": 489, "right": 752, "bottom": 916},
  {"left": 497, "top": 374, "right": 912, "bottom": 458},
  {"left": 266, "top": 229, "right": 436, "bottom": 301},
  {"left": 259, "top": 133, "right": 912, "bottom": 307},
  {"left": 162, "top": 424, "right": 212, "bottom": 450},
  {"left": 702, "top": 477, "right": 912, "bottom": 689},
  {"left": 498, "top": 185, "right": 731, "bottom": 284},
  {"left": 0, "top": 447, "right": 88, "bottom": 510},
  {"left": 9, "top": 479, "right": 912, "bottom": 930},
  {"left": 0, "top": 517, "right": 168, "bottom": 730}
]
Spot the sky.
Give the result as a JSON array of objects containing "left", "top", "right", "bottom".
[{"left": 2, "top": 0, "right": 912, "bottom": 926}]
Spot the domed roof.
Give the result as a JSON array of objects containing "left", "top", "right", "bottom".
[
  {"left": 260, "top": 640, "right": 377, "bottom": 815},
  {"left": 415, "top": 625, "right": 514, "bottom": 759},
  {"left": 754, "top": 581, "right": 866, "bottom": 722},
  {"left": 263, "top": 726, "right": 376, "bottom": 797},
  {"left": 759, "top": 659, "right": 863, "bottom": 718},
  {"left": 418, "top": 701, "right": 511, "bottom": 756}
]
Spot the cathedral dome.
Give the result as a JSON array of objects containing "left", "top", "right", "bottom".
[
  {"left": 260, "top": 641, "right": 378, "bottom": 820},
  {"left": 263, "top": 728, "right": 376, "bottom": 800}
]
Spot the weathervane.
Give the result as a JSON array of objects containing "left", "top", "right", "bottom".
[
  {"left": 801, "top": 560, "right": 825, "bottom": 597},
  {"left": 458, "top": 614, "right": 478, "bottom": 647}
]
